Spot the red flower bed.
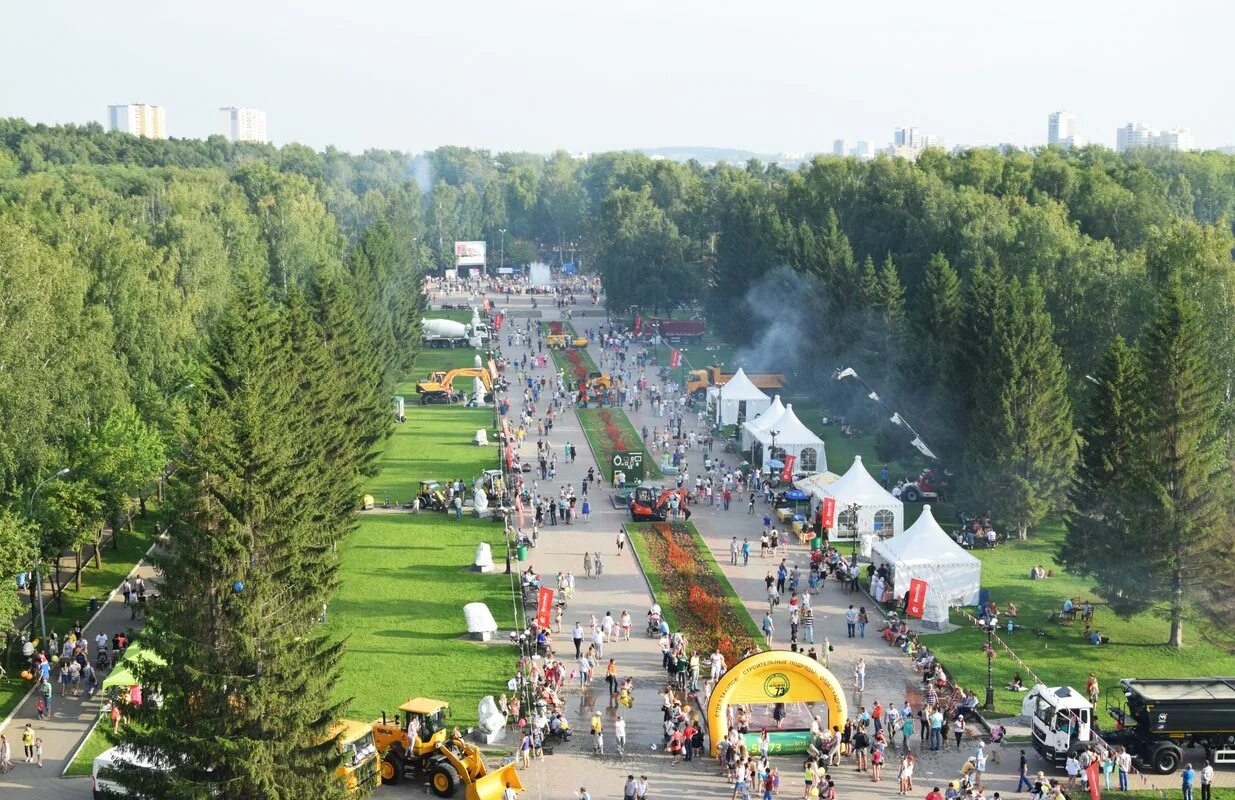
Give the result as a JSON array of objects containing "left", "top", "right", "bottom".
[
  {"left": 639, "top": 523, "right": 759, "bottom": 666},
  {"left": 565, "top": 349, "right": 588, "bottom": 381},
  {"left": 597, "top": 409, "right": 634, "bottom": 452},
  {"left": 547, "top": 321, "right": 563, "bottom": 335}
]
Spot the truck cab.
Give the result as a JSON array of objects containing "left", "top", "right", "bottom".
[{"left": 1022, "top": 684, "right": 1094, "bottom": 766}]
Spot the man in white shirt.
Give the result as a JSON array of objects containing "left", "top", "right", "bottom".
[
  {"left": 614, "top": 716, "right": 627, "bottom": 755},
  {"left": 1117, "top": 748, "right": 1133, "bottom": 791},
  {"left": 1201, "top": 759, "right": 1214, "bottom": 800}
]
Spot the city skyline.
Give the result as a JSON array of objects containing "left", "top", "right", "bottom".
[{"left": 3, "top": 1, "right": 1232, "bottom": 154}]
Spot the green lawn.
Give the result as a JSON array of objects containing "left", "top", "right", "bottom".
[
  {"left": 363, "top": 405, "right": 498, "bottom": 505},
  {"left": 405, "top": 347, "right": 492, "bottom": 388},
  {"left": 924, "top": 524, "right": 1235, "bottom": 717},
  {"left": 65, "top": 720, "right": 113, "bottom": 776},
  {"left": 0, "top": 521, "right": 155, "bottom": 722},
  {"left": 577, "top": 407, "right": 663, "bottom": 482},
  {"left": 327, "top": 514, "right": 516, "bottom": 727}
]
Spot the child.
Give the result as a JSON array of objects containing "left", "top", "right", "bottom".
[{"left": 34, "top": 737, "right": 43, "bottom": 768}]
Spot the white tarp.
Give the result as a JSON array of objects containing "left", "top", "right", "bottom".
[
  {"left": 751, "top": 404, "right": 826, "bottom": 474},
  {"left": 528, "top": 262, "right": 552, "bottom": 288},
  {"left": 814, "top": 455, "right": 904, "bottom": 553},
  {"left": 715, "top": 368, "right": 771, "bottom": 426},
  {"left": 741, "top": 395, "right": 786, "bottom": 450},
  {"left": 871, "top": 505, "right": 980, "bottom": 627}
]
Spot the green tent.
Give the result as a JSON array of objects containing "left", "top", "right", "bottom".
[{"left": 101, "top": 642, "right": 166, "bottom": 690}]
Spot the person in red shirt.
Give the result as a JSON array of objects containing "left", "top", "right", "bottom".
[{"left": 925, "top": 788, "right": 943, "bottom": 800}]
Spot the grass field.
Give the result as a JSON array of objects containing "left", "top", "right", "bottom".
[
  {"left": 577, "top": 407, "right": 663, "bottom": 482},
  {"left": 363, "top": 405, "right": 498, "bottom": 505},
  {"left": 0, "top": 522, "right": 155, "bottom": 722},
  {"left": 327, "top": 514, "right": 516, "bottom": 726},
  {"left": 65, "top": 713, "right": 116, "bottom": 776}
]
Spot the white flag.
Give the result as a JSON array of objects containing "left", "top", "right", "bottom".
[
  {"left": 890, "top": 413, "right": 905, "bottom": 426},
  {"left": 910, "top": 436, "right": 938, "bottom": 460},
  {"left": 835, "top": 367, "right": 856, "bottom": 380},
  {"left": 868, "top": 391, "right": 880, "bottom": 402}
]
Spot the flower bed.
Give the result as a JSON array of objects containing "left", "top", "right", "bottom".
[
  {"left": 628, "top": 521, "right": 762, "bottom": 666},
  {"left": 577, "top": 407, "right": 661, "bottom": 481}
]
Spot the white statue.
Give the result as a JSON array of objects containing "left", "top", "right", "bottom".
[
  {"left": 475, "top": 694, "right": 507, "bottom": 744},
  {"left": 473, "top": 542, "right": 495, "bottom": 573},
  {"left": 474, "top": 354, "right": 483, "bottom": 369},
  {"left": 472, "top": 376, "right": 487, "bottom": 407},
  {"left": 464, "top": 602, "right": 499, "bottom": 641},
  {"left": 473, "top": 428, "right": 489, "bottom": 446},
  {"left": 473, "top": 480, "right": 489, "bottom": 516}
]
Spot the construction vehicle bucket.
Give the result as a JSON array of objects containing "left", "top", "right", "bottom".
[{"left": 466, "top": 761, "right": 523, "bottom": 800}]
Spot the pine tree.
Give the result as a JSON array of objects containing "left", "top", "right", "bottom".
[
  {"left": 112, "top": 272, "right": 352, "bottom": 800},
  {"left": 911, "top": 253, "right": 962, "bottom": 382},
  {"left": 856, "top": 255, "right": 880, "bottom": 307},
  {"left": 964, "top": 276, "right": 1075, "bottom": 539},
  {"left": 1060, "top": 335, "right": 1147, "bottom": 609},
  {"left": 1126, "top": 284, "right": 1230, "bottom": 647}
]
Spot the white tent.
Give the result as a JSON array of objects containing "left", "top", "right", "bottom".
[
  {"left": 871, "top": 505, "right": 981, "bottom": 628},
  {"left": 751, "top": 404, "right": 826, "bottom": 474},
  {"left": 815, "top": 455, "right": 904, "bottom": 556},
  {"left": 715, "top": 369, "right": 771, "bottom": 426},
  {"left": 741, "top": 394, "right": 786, "bottom": 450},
  {"left": 794, "top": 471, "right": 841, "bottom": 497}
]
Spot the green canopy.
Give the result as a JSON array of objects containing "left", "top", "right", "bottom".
[{"left": 101, "top": 641, "right": 166, "bottom": 690}]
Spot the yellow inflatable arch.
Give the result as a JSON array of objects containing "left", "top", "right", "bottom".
[{"left": 705, "top": 650, "right": 848, "bottom": 757}]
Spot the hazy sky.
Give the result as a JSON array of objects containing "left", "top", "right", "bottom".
[{"left": 3, "top": 0, "right": 1232, "bottom": 154}]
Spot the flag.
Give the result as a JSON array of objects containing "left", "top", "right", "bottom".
[
  {"left": 536, "top": 587, "right": 555, "bottom": 628},
  {"left": 820, "top": 496, "right": 836, "bottom": 529},
  {"left": 890, "top": 413, "right": 905, "bottom": 426},
  {"left": 493, "top": 313, "right": 503, "bottom": 331},
  {"left": 907, "top": 579, "right": 928, "bottom": 618},
  {"left": 633, "top": 313, "right": 643, "bottom": 335},
  {"left": 835, "top": 367, "right": 857, "bottom": 380},
  {"left": 670, "top": 349, "right": 681, "bottom": 368},
  {"left": 868, "top": 391, "right": 880, "bottom": 402},
  {"left": 910, "top": 436, "right": 938, "bottom": 460},
  {"left": 779, "top": 454, "right": 796, "bottom": 483}
]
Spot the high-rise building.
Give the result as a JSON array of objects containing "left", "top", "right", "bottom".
[
  {"left": 922, "top": 134, "right": 947, "bottom": 150},
  {"left": 1116, "top": 122, "right": 1194, "bottom": 152},
  {"left": 833, "top": 139, "right": 848, "bottom": 157},
  {"left": 894, "top": 126, "right": 923, "bottom": 150},
  {"left": 1048, "top": 111, "right": 1077, "bottom": 147},
  {"left": 107, "top": 104, "right": 166, "bottom": 139},
  {"left": 1154, "top": 128, "right": 1195, "bottom": 152},
  {"left": 219, "top": 107, "right": 268, "bottom": 143},
  {"left": 852, "top": 141, "right": 875, "bottom": 160}
]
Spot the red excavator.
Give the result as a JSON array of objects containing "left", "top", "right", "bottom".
[{"left": 628, "top": 486, "right": 691, "bottom": 522}]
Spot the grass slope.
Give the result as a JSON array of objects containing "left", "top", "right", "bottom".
[{"left": 362, "top": 406, "right": 498, "bottom": 504}]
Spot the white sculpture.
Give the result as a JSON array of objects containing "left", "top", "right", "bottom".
[
  {"left": 472, "top": 376, "right": 486, "bottom": 408},
  {"left": 473, "top": 481, "right": 490, "bottom": 517},
  {"left": 473, "top": 428, "right": 489, "bottom": 446},
  {"left": 473, "top": 542, "right": 495, "bottom": 573},
  {"left": 474, "top": 354, "right": 483, "bottom": 369},
  {"left": 474, "top": 695, "right": 507, "bottom": 744},
  {"left": 464, "top": 602, "right": 498, "bottom": 641}
]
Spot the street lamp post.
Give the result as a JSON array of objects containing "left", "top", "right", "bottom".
[
  {"left": 28, "top": 467, "right": 70, "bottom": 646},
  {"left": 984, "top": 621, "right": 996, "bottom": 710},
  {"left": 499, "top": 229, "right": 506, "bottom": 271},
  {"left": 769, "top": 430, "right": 780, "bottom": 480},
  {"left": 847, "top": 502, "right": 861, "bottom": 564}
]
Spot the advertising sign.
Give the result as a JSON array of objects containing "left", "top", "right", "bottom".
[
  {"left": 819, "top": 496, "right": 836, "bottom": 530},
  {"left": 612, "top": 451, "right": 645, "bottom": 483},
  {"left": 779, "top": 454, "right": 796, "bottom": 484},
  {"left": 906, "top": 579, "right": 928, "bottom": 619},
  {"left": 454, "top": 241, "right": 487, "bottom": 266},
  {"left": 669, "top": 349, "right": 681, "bottom": 368},
  {"left": 535, "top": 587, "right": 555, "bottom": 629}
]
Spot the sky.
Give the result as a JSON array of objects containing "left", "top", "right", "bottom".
[{"left": 2, "top": 0, "right": 1232, "bottom": 155}]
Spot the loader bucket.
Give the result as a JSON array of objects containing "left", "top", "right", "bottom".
[{"left": 466, "top": 761, "right": 523, "bottom": 800}]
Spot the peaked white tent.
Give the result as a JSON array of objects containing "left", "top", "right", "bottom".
[
  {"left": 871, "top": 505, "right": 981, "bottom": 628},
  {"left": 715, "top": 368, "right": 771, "bottom": 426},
  {"left": 815, "top": 455, "right": 903, "bottom": 555},
  {"left": 741, "top": 394, "right": 786, "bottom": 450},
  {"left": 751, "top": 404, "right": 826, "bottom": 473}
]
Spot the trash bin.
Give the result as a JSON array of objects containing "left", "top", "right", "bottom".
[
  {"left": 88, "top": 597, "right": 100, "bottom": 615},
  {"left": 517, "top": 545, "right": 529, "bottom": 562},
  {"left": 811, "top": 536, "right": 823, "bottom": 551}
]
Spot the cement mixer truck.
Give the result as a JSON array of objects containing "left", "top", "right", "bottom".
[{"left": 422, "top": 317, "right": 489, "bottom": 348}]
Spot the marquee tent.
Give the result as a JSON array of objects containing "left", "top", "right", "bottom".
[
  {"left": 795, "top": 471, "right": 841, "bottom": 497},
  {"left": 871, "top": 505, "right": 980, "bottom": 628},
  {"left": 741, "top": 394, "right": 786, "bottom": 450},
  {"left": 751, "top": 404, "right": 826, "bottom": 473},
  {"left": 814, "top": 455, "right": 903, "bottom": 554},
  {"left": 715, "top": 368, "right": 771, "bottom": 426}
]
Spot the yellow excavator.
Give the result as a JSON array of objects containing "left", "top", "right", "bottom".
[
  {"left": 415, "top": 368, "right": 495, "bottom": 405},
  {"left": 546, "top": 333, "right": 589, "bottom": 349},
  {"left": 372, "top": 698, "right": 522, "bottom": 800}
]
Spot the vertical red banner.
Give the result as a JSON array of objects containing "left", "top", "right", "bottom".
[
  {"left": 494, "top": 313, "right": 503, "bottom": 331},
  {"left": 633, "top": 314, "right": 643, "bottom": 335},
  {"left": 1086, "top": 760, "right": 1101, "bottom": 800},
  {"left": 669, "top": 349, "right": 681, "bottom": 368},
  {"left": 906, "top": 579, "right": 928, "bottom": 619},
  {"left": 535, "top": 587, "right": 555, "bottom": 629},
  {"left": 779, "top": 454, "right": 795, "bottom": 483},
  {"left": 820, "top": 496, "right": 836, "bottom": 529}
]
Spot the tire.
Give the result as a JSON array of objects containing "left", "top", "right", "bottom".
[
  {"left": 904, "top": 487, "right": 921, "bottom": 503},
  {"left": 381, "top": 751, "right": 404, "bottom": 784},
  {"left": 429, "top": 761, "right": 460, "bottom": 797},
  {"left": 1150, "top": 744, "right": 1182, "bottom": 774}
]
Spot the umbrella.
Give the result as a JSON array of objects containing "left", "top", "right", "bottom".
[
  {"left": 784, "top": 489, "right": 809, "bottom": 502},
  {"left": 766, "top": 458, "right": 784, "bottom": 469}
]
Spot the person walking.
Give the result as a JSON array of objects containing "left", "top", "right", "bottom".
[
  {"left": 573, "top": 622, "right": 585, "bottom": 659},
  {"left": 730, "top": 537, "right": 740, "bottom": 565},
  {"left": 616, "top": 530, "right": 625, "bottom": 554},
  {"left": 742, "top": 538, "right": 751, "bottom": 566},
  {"left": 858, "top": 607, "right": 869, "bottom": 638},
  {"left": 33, "top": 737, "right": 42, "bottom": 768},
  {"left": 595, "top": 552, "right": 604, "bottom": 577},
  {"left": 591, "top": 713, "right": 605, "bottom": 755},
  {"left": 1017, "top": 750, "right": 1034, "bottom": 792},
  {"left": 762, "top": 612, "right": 775, "bottom": 646},
  {"left": 0, "top": 734, "right": 10, "bottom": 773},
  {"left": 615, "top": 717, "right": 627, "bottom": 755},
  {"left": 21, "top": 724, "right": 34, "bottom": 763},
  {"left": 584, "top": 552, "right": 594, "bottom": 578},
  {"left": 845, "top": 605, "right": 858, "bottom": 638}
]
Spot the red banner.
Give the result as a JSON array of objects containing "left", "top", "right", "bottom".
[
  {"left": 535, "top": 587, "right": 555, "bottom": 629},
  {"left": 633, "top": 313, "right": 643, "bottom": 335},
  {"left": 906, "top": 579, "right": 928, "bottom": 619},
  {"left": 819, "top": 496, "right": 836, "bottom": 530},
  {"left": 493, "top": 313, "right": 503, "bottom": 331},
  {"left": 1086, "top": 759, "right": 1101, "bottom": 800},
  {"left": 779, "top": 454, "right": 795, "bottom": 483},
  {"left": 669, "top": 349, "right": 681, "bottom": 368}
]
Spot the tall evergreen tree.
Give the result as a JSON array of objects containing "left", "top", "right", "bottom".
[
  {"left": 964, "top": 276, "right": 1075, "bottom": 539},
  {"left": 1060, "top": 335, "right": 1146, "bottom": 606},
  {"left": 1125, "top": 284, "right": 1230, "bottom": 647},
  {"left": 112, "top": 272, "right": 352, "bottom": 799}
]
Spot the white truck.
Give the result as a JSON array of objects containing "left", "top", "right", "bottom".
[{"left": 421, "top": 310, "right": 489, "bottom": 349}]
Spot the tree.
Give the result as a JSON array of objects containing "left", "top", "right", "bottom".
[
  {"left": 0, "top": 509, "right": 37, "bottom": 631},
  {"left": 964, "top": 276, "right": 1075, "bottom": 539},
  {"left": 1125, "top": 285, "right": 1230, "bottom": 647},
  {"left": 1060, "top": 336, "right": 1146, "bottom": 610},
  {"left": 111, "top": 273, "right": 352, "bottom": 799}
]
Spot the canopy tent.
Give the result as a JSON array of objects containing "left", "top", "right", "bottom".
[
  {"left": 871, "top": 505, "right": 981, "bottom": 628},
  {"left": 715, "top": 369, "right": 771, "bottom": 426},
  {"left": 813, "top": 455, "right": 903, "bottom": 555},
  {"left": 795, "top": 471, "right": 841, "bottom": 498},
  {"left": 102, "top": 642, "right": 167, "bottom": 690},
  {"left": 741, "top": 395, "right": 785, "bottom": 450},
  {"left": 751, "top": 404, "right": 826, "bottom": 474}
]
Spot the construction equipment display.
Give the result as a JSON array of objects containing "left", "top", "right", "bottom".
[
  {"left": 416, "top": 368, "right": 495, "bottom": 405},
  {"left": 416, "top": 480, "right": 448, "bottom": 511},
  {"left": 628, "top": 486, "right": 690, "bottom": 522},
  {"left": 372, "top": 698, "right": 523, "bottom": 799}
]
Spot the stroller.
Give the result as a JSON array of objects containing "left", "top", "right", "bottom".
[
  {"left": 96, "top": 647, "right": 113, "bottom": 671},
  {"left": 646, "top": 611, "right": 662, "bottom": 637}
]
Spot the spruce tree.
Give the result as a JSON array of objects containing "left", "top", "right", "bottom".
[
  {"left": 1126, "top": 284, "right": 1230, "bottom": 647},
  {"left": 856, "top": 255, "right": 880, "bottom": 307},
  {"left": 111, "top": 272, "right": 352, "bottom": 800},
  {"left": 1061, "top": 335, "right": 1147, "bottom": 608},
  {"left": 964, "top": 276, "right": 1075, "bottom": 539},
  {"left": 907, "top": 253, "right": 964, "bottom": 460}
]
